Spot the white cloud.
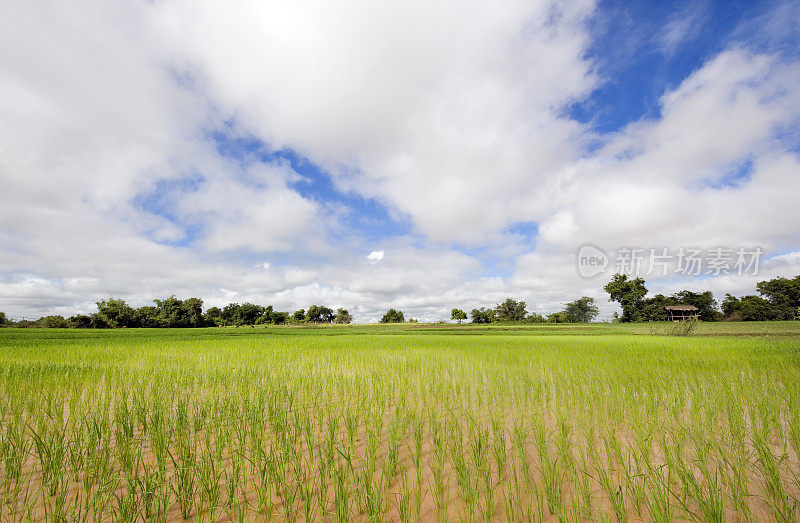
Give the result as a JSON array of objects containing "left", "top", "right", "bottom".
[
  {"left": 1, "top": 1, "right": 799, "bottom": 322},
  {"left": 150, "top": 0, "right": 598, "bottom": 243}
]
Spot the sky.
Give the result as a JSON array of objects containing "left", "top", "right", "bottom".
[{"left": 1, "top": 0, "right": 800, "bottom": 322}]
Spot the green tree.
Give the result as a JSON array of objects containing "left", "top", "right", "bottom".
[
  {"left": 0, "top": 312, "right": 6, "bottom": 326},
  {"left": 450, "top": 308, "right": 468, "bottom": 323},
  {"left": 603, "top": 274, "right": 648, "bottom": 322},
  {"left": 135, "top": 306, "right": 161, "bottom": 327},
  {"left": 203, "top": 306, "right": 222, "bottom": 326},
  {"left": 494, "top": 298, "right": 527, "bottom": 322},
  {"left": 68, "top": 314, "right": 93, "bottom": 328},
  {"left": 220, "top": 303, "right": 240, "bottom": 325},
  {"left": 637, "top": 294, "right": 675, "bottom": 321},
  {"left": 89, "top": 313, "right": 111, "bottom": 329},
  {"left": 470, "top": 307, "right": 495, "bottom": 324},
  {"left": 756, "top": 275, "right": 800, "bottom": 319},
  {"left": 36, "top": 315, "right": 68, "bottom": 328},
  {"left": 524, "top": 312, "right": 545, "bottom": 323},
  {"left": 237, "top": 303, "right": 266, "bottom": 325},
  {"left": 96, "top": 298, "right": 137, "bottom": 328},
  {"left": 380, "top": 309, "right": 405, "bottom": 323},
  {"left": 562, "top": 297, "right": 599, "bottom": 323},
  {"left": 292, "top": 309, "right": 306, "bottom": 322},
  {"left": 547, "top": 311, "right": 571, "bottom": 323},
  {"left": 334, "top": 308, "right": 353, "bottom": 324},
  {"left": 183, "top": 297, "right": 204, "bottom": 327},
  {"left": 722, "top": 294, "right": 779, "bottom": 321},
  {"left": 256, "top": 305, "right": 276, "bottom": 325},
  {"left": 306, "top": 305, "right": 334, "bottom": 323},
  {"left": 153, "top": 296, "right": 191, "bottom": 327}
]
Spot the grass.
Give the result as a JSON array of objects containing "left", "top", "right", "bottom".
[{"left": 0, "top": 322, "right": 798, "bottom": 520}]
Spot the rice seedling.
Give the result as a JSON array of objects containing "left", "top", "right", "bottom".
[{"left": 0, "top": 323, "right": 797, "bottom": 520}]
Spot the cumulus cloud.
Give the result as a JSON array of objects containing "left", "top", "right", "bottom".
[
  {"left": 151, "top": 0, "right": 598, "bottom": 243},
  {"left": 1, "top": 1, "right": 799, "bottom": 321}
]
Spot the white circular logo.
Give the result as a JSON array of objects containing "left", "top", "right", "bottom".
[{"left": 577, "top": 245, "right": 608, "bottom": 278}]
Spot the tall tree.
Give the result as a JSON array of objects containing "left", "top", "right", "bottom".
[
  {"left": 603, "top": 274, "right": 648, "bottom": 322},
  {"left": 562, "top": 297, "right": 599, "bottom": 323},
  {"left": 722, "top": 294, "right": 780, "bottom": 321},
  {"left": 334, "top": 308, "right": 353, "bottom": 324},
  {"left": 450, "top": 308, "right": 468, "bottom": 323},
  {"left": 470, "top": 307, "right": 495, "bottom": 324},
  {"left": 306, "top": 305, "right": 334, "bottom": 323},
  {"left": 96, "top": 298, "right": 138, "bottom": 328},
  {"left": 756, "top": 276, "right": 800, "bottom": 319},
  {"left": 183, "top": 297, "right": 205, "bottom": 327},
  {"left": 153, "top": 296, "right": 191, "bottom": 327},
  {"left": 380, "top": 309, "right": 405, "bottom": 323},
  {"left": 494, "top": 298, "right": 527, "bottom": 322},
  {"left": 203, "top": 306, "right": 222, "bottom": 326}
]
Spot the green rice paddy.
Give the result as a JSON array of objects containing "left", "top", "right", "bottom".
[{"left": 0, "top": 322, "right": 799, "bottom": 521}]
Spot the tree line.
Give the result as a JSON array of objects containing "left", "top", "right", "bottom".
[
  {"left": 449, "top": 296, "right": 600, "bottom": 324},
  {"left": 604, "top": 274, "right": 800, "bottom": 322},
  {"left": 0, "top": 274, "right": 797, "bottom": 328},
  {"left": 0, "top": 297, "right": 352, "bottom": 328}
]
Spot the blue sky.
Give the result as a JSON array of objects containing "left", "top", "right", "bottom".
[{"left": 1, "top": 0, "right": 799, "bottom": 321}]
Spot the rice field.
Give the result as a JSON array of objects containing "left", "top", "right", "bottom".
[{"left": 0, "top": 323, "right": 799, "bottom": 521}]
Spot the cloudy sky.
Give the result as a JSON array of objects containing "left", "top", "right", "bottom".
[{"left": 1, "top": 0, "right": 799, "bottom": 322}]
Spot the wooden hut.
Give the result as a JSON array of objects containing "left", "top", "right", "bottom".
[{"left": 665, "top": 305, "right": 699, "bottom": 321}]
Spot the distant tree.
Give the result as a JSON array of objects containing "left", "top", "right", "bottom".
[
  {"left": 183, "top": 298, "right": 204, "bottom": 327},
  {"left": 756, "top": 276, "right": 800, "bottom": 319},
  {"left": 407, "top": 318, "right": 419, "bottom": 323},
  {"left": 524, "top": 312, "right": 546, "bottom": 323},
  {"left": 450, "top": 308, "right": 468, "bottom": 323},
  {"left": 603, "top": 274, "right": 648, "bottom": 322},
  {"left": 380, "top": 309, "right": 405, "bottom": 323},
  {"left": 334, "top": 308, "right": 353, "bottom": 324},
  {"left": 36, "top": 315, "right": 68, "bottom": 328},
  {"left": 254, "top": 306, "right": 288, "bottom": 325},
  {"left": 547, "top": 311, "right": 571, "bottom": 323},
  {"left": 256, "top": 305, "right": 275, "bottom": 325},
  {"left": 562, "top": 297, "right": 599, "bottom": 323},
  {"left": 722, "top": 294, "right": 779, "bottom": 321},
  {"left": 134, "top": 306, "right": 161, "bottom": 327},
  {"left": 68, "top": 314, "right": 93, "bottom": 329},
  {"left": 203, "top": 306, "right": 222, "bottom": 327},
  {"left": 89, "top": 313, "right": 111, "bottom": 329},
  {"left": 221, "top": 303, "right": 240, "bottom": 326},
  {"left": 218, "top": 302, "right": 264, "bottom": 326},
  {"left": 237, "top": 303, "right": 266, "bottom": 325},
  {"left": 637, "top": 294, "right": 675, "bottom": 321},
  {"left": 470, "top": 307, "right": 495, "bottom": 324},
  {"left": 292, "top": 309, "right": 306, "bottom": 322},
  {"left": 96, "top": 298, "right": 138, "bottom": 328},
  {"left": 153, "top": 296, "right": 191, "bottom": 327},
  {"left": 0, "top": 312, "right": 6, "bottom": 326},
  {"left": 494, "top": 298, "right": 527, "bottom": 322},
  {"left": 306, "top": 305, "right": 334, "bottom": 323}
]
